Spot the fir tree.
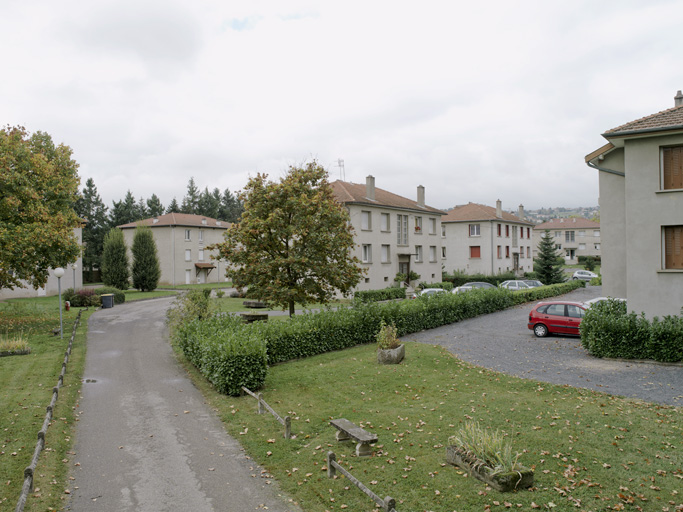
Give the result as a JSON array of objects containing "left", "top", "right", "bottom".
[
  {"left": 146, "top": 194, "right": 165, "bottom": 217},
  {"left": 109, "top": 190, "right": 139, "bottom": 227},
  {"left": 131, "top": 225, "right": 161, "bottom": 291},
  {"left": 101, "top": 228, "right": 130, "bottom": 290},
  {"left": 75, "top": 178, "right": 109, "bottom": 277},
  {"left": 533, "top": 230, "right": 566, "bottom": 284},
  {"left": 166, "top": 197, "right": 181, "bottom": 213},
  {"left": 180, "top": 177, "right": 200, "bottom": 214}
]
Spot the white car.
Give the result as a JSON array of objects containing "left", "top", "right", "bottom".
[
  {"left": 572, "top": 270, "right": 598, "bottom": 281},
  {"left": 411, "top": 288, "right": 448, "bottom": 299},
  {"left": 499, "top": 280, "right": 531, "bottom": 291}
]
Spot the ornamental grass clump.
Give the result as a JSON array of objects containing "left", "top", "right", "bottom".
[
  {"left": 449, "top": 421, "right": 522, "bottom": 475},
  {"left": 0, "top": 333, "right": 30, "bottom": 355},
  {"left": 376, "top": 320, "right": 400, "bottom": 350}
]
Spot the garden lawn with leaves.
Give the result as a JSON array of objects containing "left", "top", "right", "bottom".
[
  {"left": 0, "top": 298, "right": 92, "bottom": 512},
  {"left": 176, "top": 342, "right": 682, "bottom": 512}
]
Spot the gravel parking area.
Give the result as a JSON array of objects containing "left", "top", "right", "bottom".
[{"left": 403, "top": 286, "right": 683, "bottom": 407}]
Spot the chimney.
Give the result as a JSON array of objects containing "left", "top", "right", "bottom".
[
  {"left": 366, "top": 175, "right": 375, "bottom": 200},
  {"left": 496, "top": 199, "right": 502, "bottom": 218},
  {"left": 417, "top": 185, "right": 425, "bottom": 207},
  {"left": 675, "top": 90, "right": 683, "bottom": 107},
  {"left": 518, "top": 204, "right": 524, "bottom": 220},
  {"left": 152, "top": 218, "right": 159, "bottom": 224}
]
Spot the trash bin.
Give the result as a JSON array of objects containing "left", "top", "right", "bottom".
[{"left": 101, "top": 294, "right": 114, "bottom": 309}]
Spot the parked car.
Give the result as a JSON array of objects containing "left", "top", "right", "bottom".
[
  {"left": 499, "top": 280, "right": 531, "bottom": 291},
  {"left": 572, "top": 270, "right": 598, "bottom": 281},
  {"left": 527, "top": 300, "right": 587, "bottom": 337},
  {"left": 583, "top": 297, "right": 626, "bottom": 308},
  {"left": 523, "top": 280, "right": 544, "bottom": 288},
  {"left": 452, "top": 282, "right": 496, "bottom": 294},
  {"left": 411, "top": 288, "right": 448, "bottom": 299}
]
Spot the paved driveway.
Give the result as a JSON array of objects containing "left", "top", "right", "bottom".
[
  {"left": 403, "top": 286, "right": 683, "bottom": 407},
  {"left": 66, "top": 297, "right": 301, "bottom": 512}
]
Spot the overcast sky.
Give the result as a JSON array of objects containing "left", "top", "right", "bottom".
[{"left": 3, "top": 0, "right": 682, "bottom": 212}]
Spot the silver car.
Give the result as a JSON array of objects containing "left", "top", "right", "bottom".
[
  {"left": 572, "top": 270, "right": 598, "bottom": 281},
  {"left": 452, "top": 282, "right": 496, "bottom": 294},
  {"left": 499, "top": 280, "right": 532, "bottom": 291}
]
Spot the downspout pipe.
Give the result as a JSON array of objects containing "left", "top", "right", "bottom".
[{"left": 586, "top": 160, "right": 625, "bottom": 177}]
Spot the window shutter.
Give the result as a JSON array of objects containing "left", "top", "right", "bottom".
[
  {"left": 665, "top": 226, "right": 683, "bottom": 269},
  {"left": 663, "top": 147, "right": 683, "bottom": 189}
]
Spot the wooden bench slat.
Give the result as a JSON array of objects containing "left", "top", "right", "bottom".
[{"left": 330, "top": 418, "right": 378, "bottom": 443}]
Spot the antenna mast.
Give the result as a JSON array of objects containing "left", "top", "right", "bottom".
[{"left": 337, "top": 158, "right": 345, "bottom": 181}]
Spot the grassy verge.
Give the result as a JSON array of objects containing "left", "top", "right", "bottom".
[
  {"left": 0, "top": 298, "right": 92, "bottom": 512},
  {"left": 123, "top": 289, "right": 178, "bottom": 301},
  {"left": 173, "top": 341, "right": 682, "bottom": 511}
]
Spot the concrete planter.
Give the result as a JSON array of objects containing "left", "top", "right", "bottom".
[
  {"left": 445, "top": 445, "right": 534, "bottom": 492},
  {"left": 377, "top": 344, "right": 405, "bottom": 364}
]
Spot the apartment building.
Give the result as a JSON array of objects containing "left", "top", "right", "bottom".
[{"left": 533, "top": 218, "right": 601, "bottom": 264}]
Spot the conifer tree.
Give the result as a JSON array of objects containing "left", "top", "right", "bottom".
[
  {"left": 101, "top": 228, "right": 129, "bottom": 290},
  {"left": 75, "top": 177, "right": 108, "bottom": 278},
  {"left": 533, "top": 230, "right": 566, "bottom": 284},
  {"left": 132, "top": 225, "right": 161, "bottom": 291}
]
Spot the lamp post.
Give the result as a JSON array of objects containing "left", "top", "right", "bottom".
[
  {"left": 72, "top": 263, "right": 78, "bottom": 290},
  {"left": 54, "top": 267, "right": 65, "bottom": 339}
]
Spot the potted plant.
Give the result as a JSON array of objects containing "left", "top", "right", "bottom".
[
  {"left": 376, "top": 321, "right": 404, "bottom": 364},
  {"left": 446, "top": 422, "right": 533, "bottom": 492}
]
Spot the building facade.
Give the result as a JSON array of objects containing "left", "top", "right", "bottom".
[
  {"left": 585, "top": 90, "right": 683, "bottom": 317},
  {"left": 331, "top": 176, "right": 446, "bottom": 291},
  {"left": 441, "top": 201, "right": 535, "bottom": 276},
  {"left": 119, "top": 213, "right": 230, "bottom": 286},
  {"left": 533, "top": 218, "right": 601, "bottom": 264}
]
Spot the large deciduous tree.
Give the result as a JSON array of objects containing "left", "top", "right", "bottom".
[
  {"left": 211, "top": 161, "right": 364, "bottom": 316},
  {"left": 101, "top": 228, "right": 130, "bottom": 290},
  {"left": 132, "top": 225, "right": 161, "bottom": 291},
  {"left": 534, "top": 230, "right": 566, "bottom": 284},
  {"left": 0, "top": 126, "right": 81, "bottom": 290}
]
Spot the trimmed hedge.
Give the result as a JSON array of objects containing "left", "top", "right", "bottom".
[
  {"left": 417, "top": 281, "right": 454, "bottom": 291},
  {"left": 354, "top": 287, "right": 406, "bottom": 303},
  {"left": 62, "top": 286, "right": 126, "bottom": 306},
  {"left": 581, "top": 300, "right": 683, "bottom": 362},
  {"left": 442, "top": 271, "right": 518, "bottom": 287},
  {"left": 174, "top": 314, "right": 268, "bottom": 396}
]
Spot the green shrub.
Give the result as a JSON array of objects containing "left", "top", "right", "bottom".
[
  {"left": 511, "top": 280, "right": 584, "bottom": 305},
  {"left": 417, "top": 281, "right": 454, "bottom": 291},
  {"left": 581, "top": 300, "right": 683, "bottom": 362},
  {"left": 167, "top": 289, "right": 213, "bottom": 334},
  {"left": 376, "top": 320, "right": 400, "bottom": 349},
  {"left": 442, "top": 271, "right": 517, "bottom": 287},
  {"left": 354, "top": 287, "right": 405, "bottom": 303},
  {"left": 93, "top": 287, "right": 126, "bottom": 304}
]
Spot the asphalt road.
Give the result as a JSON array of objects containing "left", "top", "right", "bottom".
[
  {"left": 403, "top": 285, "right": 683, "bottom": 407},
  {"left": 65, "top": 297, "right": 301, "bottom": 512}
]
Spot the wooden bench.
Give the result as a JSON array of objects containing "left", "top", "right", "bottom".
[{"left": 330, "top": 418, "right": 378, "bottom": 457}]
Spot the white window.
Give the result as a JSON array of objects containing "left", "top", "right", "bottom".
[
  {"left": 381, "top": 213, "right": 390, "bottom": 232},
  {"left": 199, "top": 230, "right": 204, "bottom": 242},
  {"left": 429, "top": 246, "right": 437, "bottom": 262},
  {"left": 362, "top": 244, "right": 372, "bottom": 263},
  {"left": 361, "top": 211, "right": 371, "bottom": 230},
  {"left": 441, "top": 247, "right": 447, "bottom": 258},
  {"left": 565, "top": 231, "right": 575, "bottom": 243},
  {"left": 594, "top": 230, "right": 600, "bottom": 237},
  {"left": 579, "top": 244, "right": 586, "bottom": 250},
  {"left": 198, "top": 249, "right": 205, "bottom": 261},
  {"left": 441, "top": 224, "right": 446, "bottom": 237},
  {"left": 397, "top": 215, "right": 408, "bottom": 245},
  {"left": 184, "top": 229, "right": 191, "bottom": 241},
  {"left": 381, "top": 244, "right": 390, "bottom": 263},
  {"left": 185, "top": 249, "right": 191, "bottom": 261},
  {"left": 595, "top": 243, "right": 601, "bottom": 250},
  {"left": 469, "top": 224, "right": 480, "bottom": 237},
  {"left": 429, "top": 218, "right": 436, "bottom": 235},
  {"left": 555, "top": 244, "right": 562, "bottom": 250},
  {"left": 578, "top": 230, "right": 585, "bottom": 237},
  {"left": 415, "top": 245, "right": 423, "bottom": 262},
  {"left": 415, "top": 216, "right": 422, "bottom": 233},
  {"left": 555, "top": 231, "right": 562, "bottom": 238}
]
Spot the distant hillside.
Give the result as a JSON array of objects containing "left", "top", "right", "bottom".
[{"left": 523, "top": 206, "right": 599, "bottom": 224}]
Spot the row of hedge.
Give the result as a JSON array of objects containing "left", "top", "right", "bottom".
[
  {"left": 171, "top": 280, "right": 585, "bottom": 395},
  {"left": 63, "top": 287, "right": 126, "bottom": 307},
  {"left": 442, "top": 271, "right": 521, "bottom": 287},
  {"left": 580, "top": 300, "right": 683, "bottom": 362},
  {"left": 353, "top": 287, "right": 406, "bottom": 302}
]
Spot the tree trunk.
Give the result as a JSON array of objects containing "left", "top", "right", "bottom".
[{"left": 289, "top": 300, "right": 295, "bottom": 317}]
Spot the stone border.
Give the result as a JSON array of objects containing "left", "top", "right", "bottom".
[{"left": 14, "top": 309, "right": 85, "bottom": 512}]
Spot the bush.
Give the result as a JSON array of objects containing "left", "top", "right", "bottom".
[
  {"left": 354, "top": 287, "right": 405, "bottom": 303},
  {"left": 93, "top": 287, "right": 126, "bottom": 305},
  {"left": 442, "top": 270, "right": 517, "bottom": 287},
  {"left": 167, "top": 289, "right": 213, "bottom": 334},
  {"left": 581, "top": 300, "right": 683, "bottom": 362},
  {"left": 417, "top": 281, "right": 454, "bottom": 291},
  {"left": 62, "top": 287, "right": 120, "bottom": 307}
]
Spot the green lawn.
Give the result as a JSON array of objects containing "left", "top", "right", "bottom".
[{"left": 175, "top": 342, "right": 682, "bottom": 512}]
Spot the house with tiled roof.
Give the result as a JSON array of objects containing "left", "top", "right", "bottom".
[
  {"left": 585, "top": 90, "right": 683, "bottom": 317},
  {"left": 532, "top": 218, "right": 601, "bottom": 264},
  {"left": 118, "top": 213, "right": 230, "bottom": 286},
  {"left": 330, "top": 176, "right": 446, "bottom": 291},
  {"left": 441, "top": 201, "right": 535, "bottom": 276}
]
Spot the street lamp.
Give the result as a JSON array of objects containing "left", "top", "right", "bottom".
[
  {"left": 72, "top": 263, "right": 78, "bottom": 290},
  {"left": 54, "top": 267, "right": 65, "bottom": 339}
]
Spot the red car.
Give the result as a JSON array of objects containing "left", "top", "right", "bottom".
[{"left": 527, "top": 301, "right": 587, "bottom": 337}]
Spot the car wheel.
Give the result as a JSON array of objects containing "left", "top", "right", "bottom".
[{"left": 533, "top": 324, "right": 548, "bottom": 338}]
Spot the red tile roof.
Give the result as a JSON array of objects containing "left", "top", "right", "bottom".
[
  {"left": 603, "top": 104, "right": 683, "bottom": 137},
  {"left": 534, "top": 218, "right": 600, "bottom": 230},
  {"left": 330, "top": 180, "right": 446, "bottom": 215},
  {"left": 118, "top": 213, "right": 230, "bottom": 229},
  {"left": 441, "top": 202, "right": 532, "bottom": 225}
]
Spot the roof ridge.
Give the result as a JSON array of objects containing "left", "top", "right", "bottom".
[{"left": 604, "top": 104, "right": 683, "bottom": 135}]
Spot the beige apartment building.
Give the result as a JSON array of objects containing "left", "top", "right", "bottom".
[
  {"left": 584, "top": 90, "right": 683, "bottom": 317},
  {"left": 119, "top": 213, "right": 230, "bottom": 286},
  {"left": 330, "top": 176, "right": 446, "bottom": 291},
  {"left": 533, "top": 218, "right": 601, "bottom": 264},
  {"left": 441, "top": 201, "right": 535, "bottom": 276}
]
